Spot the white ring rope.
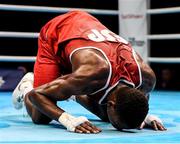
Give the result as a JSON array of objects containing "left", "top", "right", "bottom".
[
  {"left": 0, "top": 56, "right": 36, "bottom": 62},
  {"left": 0, "top": 31, "right": 39, "bottom": 38},
  {"left": 1, "top": 31, "right": 180, "bottom": 40},
  {"left": 148, "top": 57, "right": 180, "bottom": 63},
  {"left": 1, "top": 4, "right": 180, "bottom": 15},
  {"left": 1, "top": 56, "right": 180, "bottom": 63},
  {"left": 147, "top": 7, "right": 180, "bottom": 15},
  {"left": 0, "top": 4, "right": 118, "bottom": 15},
  {"left": 147, "top": 34, "right": 180, "bottom": 40}
]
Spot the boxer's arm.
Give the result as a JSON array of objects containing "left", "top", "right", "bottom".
[
  {"left": 28, "top": 49, "right": 109, "bottom": 133},
  {"left": 135, "top": 53, "right": 166, "bottom": 131}
]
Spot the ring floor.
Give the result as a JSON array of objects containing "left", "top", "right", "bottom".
[{"left": 0, "top": 91, "right": 180, "bottom": 144}]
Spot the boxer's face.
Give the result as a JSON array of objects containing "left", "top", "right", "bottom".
[
  {"left": 107, "top": 100, "right": 129, "bottom": 130},
  {"left": 106, "top": 85, "right": 129, "bottom": 130}
]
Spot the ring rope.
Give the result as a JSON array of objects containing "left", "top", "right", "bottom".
[
  {"left": 1, "top": 31, "right": 180, "bottom": 40},
  {"left": 0, "top": 56, "right": 36, "bottom": 62},
  {"left": 0, "top": 31, "right": 39, "bottom": 38},
  {"left": 0, "top": 4, "right": 118, "bottom": 15},
  {"left": 148, "top": 57, "right": 180, "bottom": 63},
  {"left": 1, "top": 4, "right": 180, "bottom": 15},
  {"left": 1, "top": 56, "right": 180, "bottom": 63},
  {"left": 147, "top": 7, "right": 180, "bottom": 15},
  {"left": 147, "top": 34, "right": 180, "bottom": 40}
]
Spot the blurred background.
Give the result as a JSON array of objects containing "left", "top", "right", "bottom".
[{"left": 0, "top": 0, "right": 180, "bottom": 91}]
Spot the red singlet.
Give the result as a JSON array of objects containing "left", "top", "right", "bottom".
[{"left": 34, "top": 10, "right": 142, "bottom": 104}]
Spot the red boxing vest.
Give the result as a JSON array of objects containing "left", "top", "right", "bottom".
[{"left": 39, "top": 10, "right": 142, "bottom": 104}]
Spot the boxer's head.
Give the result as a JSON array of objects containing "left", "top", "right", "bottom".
[{"left": 107, "top": 85, "right": 149, "bottom": 130}]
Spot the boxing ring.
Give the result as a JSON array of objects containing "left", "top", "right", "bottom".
[
  {"left": 1, "top": 2, "right": 180, "bottom": 143},
  {"left": 0, "top": 91, "right": 180, "bottom": 143}
]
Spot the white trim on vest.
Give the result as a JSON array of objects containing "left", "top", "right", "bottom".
[{"left": 69, "top": 46, "right": 112, "bottom": 94}]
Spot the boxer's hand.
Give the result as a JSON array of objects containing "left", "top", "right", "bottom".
[
  {"left": 150, "top": 120, "right": 167, "bottom": 131},
  {"left": 139, "top": 120, "right": 167, "bottom": 131},
  {"left": 58, "top": 112, "right": 101, "bottom": 134},
  {"left": 139, "top": 115, "right": 167, "bottom": 131},
  {"left": 75, "top": 121, "right": 101, "bottom": 134}
]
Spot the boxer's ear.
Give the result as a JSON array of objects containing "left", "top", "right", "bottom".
[{"left": 107, "top": 100, "right": 116, "bottom": 109}]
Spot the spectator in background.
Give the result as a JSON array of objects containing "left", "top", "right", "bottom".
[
  {"left": 17, "top": 66, "right": 28, "bottom": 74},
  {"left": 158, "top": 68, "right": 179, "bottom": 90}
]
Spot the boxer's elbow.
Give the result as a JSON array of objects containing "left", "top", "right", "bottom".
[
  {"left": 140, "top": 68, "right": 156, "bottom": 94},
  {"left": 28, "top": 90, "right": 40, "bottom": 104},
  {"left": 85, "top": 65, "right": 109, "bottom": 93}
]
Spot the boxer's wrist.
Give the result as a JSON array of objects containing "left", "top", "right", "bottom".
[
  {"left": 58, "top": 112, "right": 89, "bottom": 132},
  {"left": 58, "top": 112, "right": 76, "bottom": 131}
]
